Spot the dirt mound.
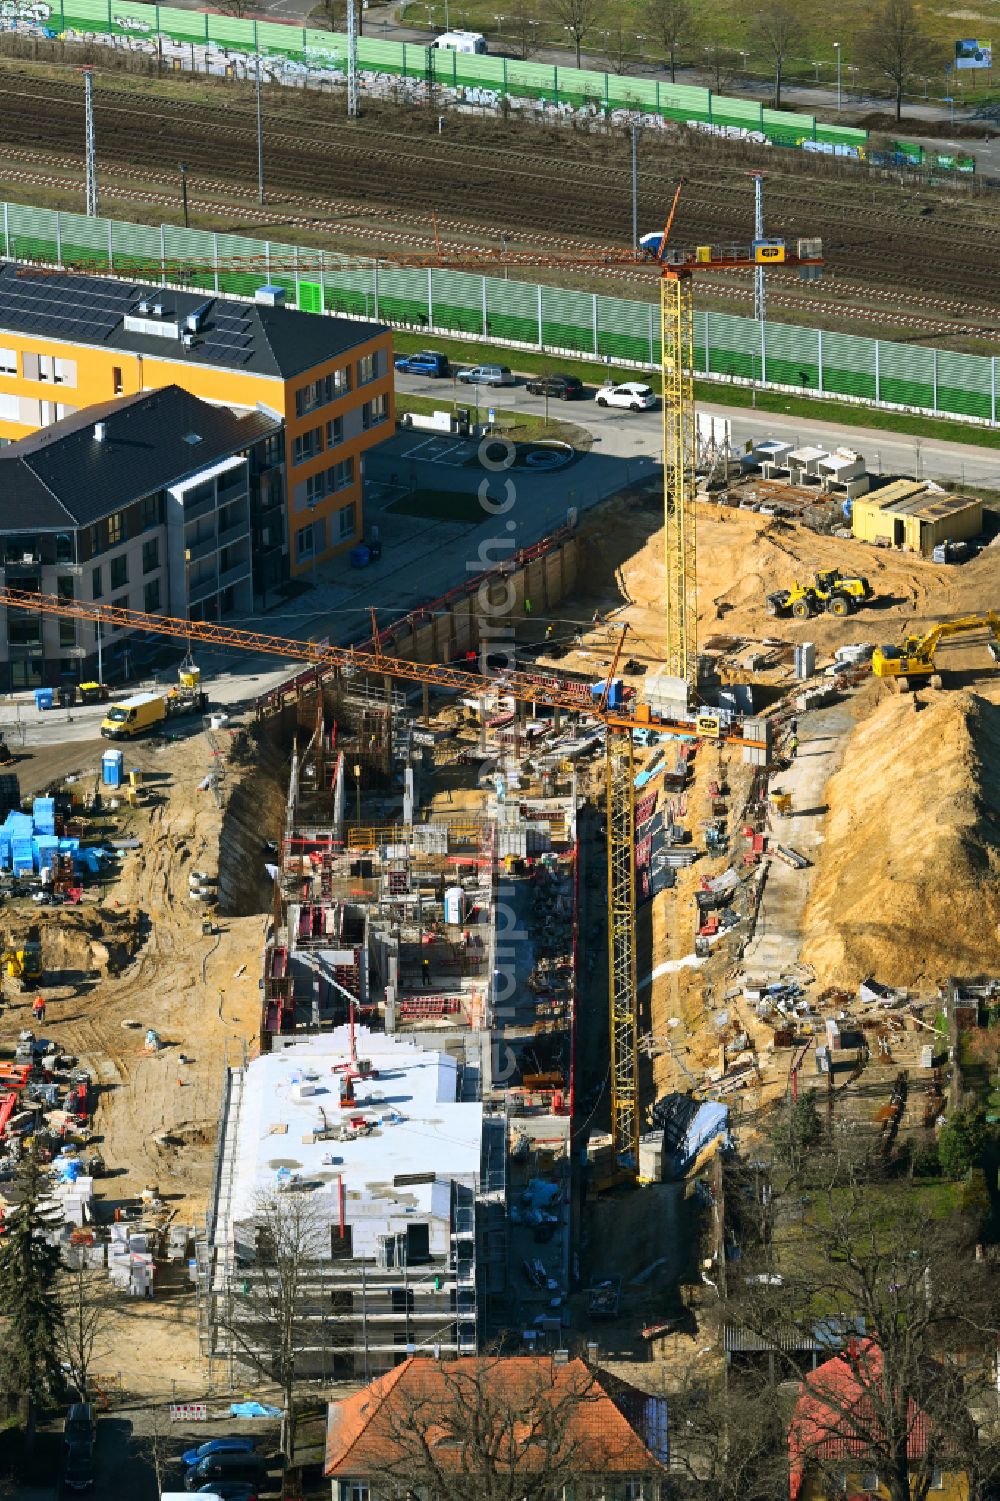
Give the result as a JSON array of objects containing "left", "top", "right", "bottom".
[
  {"left": 4, "top": 906, "right": 142, "bottom": 991},
  {"left": 802, "top": 690, "right": 1000, "bottom": 988}
]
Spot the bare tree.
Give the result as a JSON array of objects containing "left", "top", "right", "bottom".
[
  {"left": 859, "top": 0, "right": 940, "bottom": 120},
  {"left": 729, "top": 1154, "right": 1000, "bottom": 1501},
  {"left": 603, "top": 4, "right": 634, "bottom": 75},
  {"left": 701, "top": 32, "right": 738, "bottom": 95},
  {"left": 646, "top": 0, "right": 691, "bottom": 82},
  {"left": 316, "top": 0, "right": 362, "bottom": 33},
  {"left": 56, "top": 1261, "right": 112, "bottom": 1401},
  {"left": 664, "top": 1363, "right": 790, "bottom": 1501},
  {"left": 551, "top": 0, "right": 601, "bottom": 69},
  {"left": 359, "top": 1357, "right": 653, "bottom": 1501},
  {"left": 506, "top": 0, "right": 540, "bottom": 60},
  {"left": 218, "top": 1190, "right": 323, "bottom": 1461},
  {"left": 749, "top": 0, "right": 802, "bottom": 109},
  {"left": 219, "top": 0, "right": 255, "bottom": 15}
]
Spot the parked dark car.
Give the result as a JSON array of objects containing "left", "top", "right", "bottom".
[
  {"left": 64, "top": 1442, "right": 94, "bottom": 1492},
  {"left": 182, "top": 1437, "right": 256, "bottom": 1468},
  {"left": 524, "top": 373, "right": 584, "bottom": 399},
  {"left": 63, "top": 1405, "right": 94, "bottom": 1452},
  {"left": 394, "top": 350, "right": 450, "bottom": 377},
  {"left": 184, "top": 1453, "right": 267, "bottom": 1493}
]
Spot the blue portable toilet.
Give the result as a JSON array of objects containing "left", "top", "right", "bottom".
[
  {"left": 34, "top": 688, "right": 54, "bottom": 711},
  {"left": 350, "top": 544, "right": 371, "bottom": 569},
  {"left": 102, "top": 750, "right": 124, "bottom": 788}
]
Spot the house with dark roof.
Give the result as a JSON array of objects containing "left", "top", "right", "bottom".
[
  {"left": 0, "top": 385, "right": 281, "bottom": 690},
  {"left": 0, "top": 264, "right": 395, "bottom": 584},
  {"left": 788, "top": 1341, "right": 971, "bottom": 1501},
  {"left": 324, "top": 1355, "right": 670, "bottom": 1501}
]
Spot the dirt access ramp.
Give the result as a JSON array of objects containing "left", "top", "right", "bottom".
[{"left": 802, "top": 688, "right": 1000, "bottom": 989}]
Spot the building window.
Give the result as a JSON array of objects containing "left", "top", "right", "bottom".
[
  {"left": 38, "top": 355, "right": 76, "bottom": 386},
  {"left": 141, "top": 492, "right": 162, "bottom": 530},
  {"left": 357, "top": 352, "right": 376, "bottom": 385},
  {"left": 333, "top": 365, "right": 351, "bottom": 396},
  {"left": 107, "top": 512, "right": 124, "bottom": 547},
  {"left": 0, "top": 347, "right": 15, "bottom": 375},
  {"left": 260, "top": 431, "right": 282, "bottom": 468},
  {"left": 859, "top": 1475, "right": 879, "bottom": 1494},
  {"left": 362, "top": 393, "right": 388, "bottom": 430},
  {"left": 144, "top": 578, "right": 161, "bottom": 613},
  {"left": 110, "top": 555, "right": 128, "bottom": 590},
  {"left": 91, "top": 566, "right": 103, "bottom": 600},
  {"left": 327, "top": 415, "right": 343, "bottom": 448},
  {"left": 292, "top": 427, "right": 322, "bottom": 465},
  {"left": 142, "top": 538, "right": 159, "bottom": 575},
  {"left": 88, "top": 523, "right": 101, "bottom": 556},
  {"left": 390, "top": 1288, "right": 414, "bottom": 1313},
  {"left": 112, "top": 366, "right": 123, "bottom": 395},
  {"left": 112, "top": 594, "right": 128, "bottom": 616},
  {"left": 338, "top": 503, "right": 356, "bottom": 541},
  {"left": 296, "top": 524, "right": 315, "bottom": 562},
  {"left": 928, "top": 1472, "right": 945, "bottom": 1492},
  {"left": 334, "top": 458, "right": 354, "bottom": 492},
  {"left": 305, "top": 471, "right": 327, "bottom": 507},
  {"left": 340, "top": 1484, "right": 369, "bottom": 1501}
]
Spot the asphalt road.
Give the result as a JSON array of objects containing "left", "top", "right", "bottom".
[{"left": 395, "top": 367, "right": 1000, "bottom": 488}]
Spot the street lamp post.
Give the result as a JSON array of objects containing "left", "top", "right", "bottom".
[
  {"left": 833, "top": 41, "right": 841, "bottom": 110},
  {"left": 179, "top": 161, "right": 189, "bottom": 228}
]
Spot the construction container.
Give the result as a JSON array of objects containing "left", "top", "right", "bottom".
[
  {"left": 34, "top": 688, "right": 54, "bottom": 711},
  {"left": 851, "top": 482, "right": 982, "bottom": 557},
  {"left": 102, "top": 750, "right": 124, "bottom": 788},
  {"left": 444, "top": 885, "right": 466, "bottom": 924}
]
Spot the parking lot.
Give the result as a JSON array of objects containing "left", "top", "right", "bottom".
[{"left": 3, "top": 1408, "right": 284, "bottom": 1501}]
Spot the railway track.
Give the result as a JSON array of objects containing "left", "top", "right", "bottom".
[{"left": 0, "top": 67, "right": 998, "bottom": 332}]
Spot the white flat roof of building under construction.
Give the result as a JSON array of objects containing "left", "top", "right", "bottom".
[{"left": 229, "top": 1027, "right": 483, "bottom": 1224}]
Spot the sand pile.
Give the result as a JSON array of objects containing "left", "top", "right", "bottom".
[{"left": 802, "top": 690, "right": 1000, "bottom": 988}]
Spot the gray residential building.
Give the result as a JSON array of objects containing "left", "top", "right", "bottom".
[{"left": 0, "top": 384, "right": 281, "bottom": 690}]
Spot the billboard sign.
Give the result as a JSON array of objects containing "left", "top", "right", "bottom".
[{"left": 955, "top": 38, "right": 992, "bottom": 68}]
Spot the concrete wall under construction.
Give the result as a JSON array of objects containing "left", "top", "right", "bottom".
[{"left": 377, "top": 535, "right": 579, "bottom": 666}]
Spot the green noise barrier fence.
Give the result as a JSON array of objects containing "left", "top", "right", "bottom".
[
  {"left": 33, "top": 0, "right": 867, "bottom": 152},
  {"left": 4, "top": 201, "right": 995, "bottom": 427}
]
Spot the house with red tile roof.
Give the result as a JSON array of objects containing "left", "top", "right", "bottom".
[
  {"left": 788, "top": 1341, "right": 971, "bottom": 1501},
  {"left": 324, "top": 1354, "right": 669, "bottom": 1500}
]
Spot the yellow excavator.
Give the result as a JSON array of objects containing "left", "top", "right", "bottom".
[
  {"left": 872, "top": 612, "right": 1000, "bottom": 691},
  {"left": 0, "top": 928, "right": 42, "bottom": 990}
]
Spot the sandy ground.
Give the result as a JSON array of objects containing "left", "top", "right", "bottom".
[
  {"left": 555, "top": 494, "right": 1000, "bottom": 1100},
  {"left": 0, "top": 727, "right": 280, "bottom": 1399}
]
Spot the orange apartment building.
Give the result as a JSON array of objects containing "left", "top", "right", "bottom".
[{"left": 0, "top": 263, "right": 395, "bottom": 593}]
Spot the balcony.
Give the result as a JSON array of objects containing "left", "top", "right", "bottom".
[
  {"left": 218, "top": 516, "right": 249, "bottom": 550},
  {"left": 218, "top": 561, "right": 251, "bottom": 592},
  {"left": 185, "top": 531, "right": 219, "bottom": 565},
  {"left": 188, "top": 573, "right": 220, "bottom": 607}
]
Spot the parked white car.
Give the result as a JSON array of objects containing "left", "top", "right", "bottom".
[{"left": 595, "top": 381, "right": 658, "bottom": 411}]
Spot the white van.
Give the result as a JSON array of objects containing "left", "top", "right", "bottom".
[{"left": 433, "top": 29, "right": 488, "bottom": 54}]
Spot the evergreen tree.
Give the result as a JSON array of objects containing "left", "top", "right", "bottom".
[{"left": 0, "top": 1147, "right": 64, "bottom": 1420}]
